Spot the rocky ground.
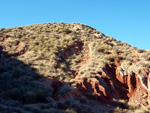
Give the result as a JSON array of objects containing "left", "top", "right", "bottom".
[{"left": 0, "top": 22, "right": 150, "bottom": 112}]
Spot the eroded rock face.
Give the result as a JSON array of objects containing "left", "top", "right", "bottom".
[
  {"left": 116, "top": 68, "right": 128, "bottom": 88},
  {"left": 77, "top": 78, "right": 113, "bottom": 103},
  {"left": 47, "top": 37, "right": 150, "bottom": 106},
  {"left": 76, "top": 64, "right": 150, "bottom": 106},
  {"left": 127, "top": 72, "right": 136, "bottom": 97}
]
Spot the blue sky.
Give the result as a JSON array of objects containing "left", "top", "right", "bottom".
[{"left": 0, "top": 0, "right": 150, "bottom": 50}]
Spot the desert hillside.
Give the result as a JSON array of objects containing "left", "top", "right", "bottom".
[{"left": 1, "top": 22, "right": 150, "bottom": 112}]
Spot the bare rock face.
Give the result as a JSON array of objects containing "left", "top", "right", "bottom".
[
  {"left": 76, "top": 64, "right": 150, "bottom": 106},
  {"left": 77, "top": 78, "right": 113, "bottom": 103},
  {"left": 127, "top": 72, "right": 136, "bottom": 97},
  {"left": 116, "top": 68, "right": 128, "bottom": 88}
]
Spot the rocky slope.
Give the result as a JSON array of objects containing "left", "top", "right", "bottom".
[{"left": 1, "top": 22, "right": 150, "bottom": 112}]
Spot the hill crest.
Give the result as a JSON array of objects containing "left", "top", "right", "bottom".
[{"left": 0, "top": 22, "right": 150, "bottom": 112}]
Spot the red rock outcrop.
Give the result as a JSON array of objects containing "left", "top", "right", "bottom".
[
  {"left": 77, "top": 78, "right": 113, "bottom": 103},
  {"left": 116, "top": 68, "right": 128, "bottom": 88},
  {"left": 58, "top": 39, "right": 150, "bottom": 106},
  {"left": 76, "top": 64, "right": 150, "bottom": 106},
  {"left": 127, "top": 72, "right": 136, "bottom": 97}
]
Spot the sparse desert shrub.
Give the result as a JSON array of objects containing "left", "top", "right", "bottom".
[
  {"left": 56, "top": 102, "right": 67, "bottom": 110},
  {"left": 104, "top": 55, "right": 114, "bottom": 62},
  {"left": 116, "top": 40, "right": 123, "bottom": 46},
  {"left": 76, "top": 28, "right": 80, "bottom": 31},
  {"left": 0, "top": 28, "right": 5, "bottom": 31},
  {"left": 137, "top": 49, "right": 145, "bottom": 53},
  {"left": 6, "top": 38, "right": 19, "bottom": 46},
  {"left": 59, "top": 63, "right": 67, "bottom": 72},
  {"left": 38, "top": 62, "right": 44, "bottom": 67},
  {"left": 97, "top": 47, "right": 105, "bottom": 52},
  {"left": 64, "top": 109, "right": 77, "bottom": 113},
  {"left": 39, "top": 103, "right": 52, "bottom": 109},
  {"left": 113, "top": 55, "right": 125, "bottom": 61},
  {"left": 23, "top": 105, "right": 41, "bottom": 112},
  {"left": 83, "top": 92, "right": 98, "bottom": 100},
  {"left": 0, "top": 92, "right": 11, "bottom": 100},
  {"left": 22, "top": 89, "right": 46, "bottom": 104},
  {"left": 2, "top": 88, "right": 24, "bottom": 100},
  {"left": 128, "top": 104, "right": 139, "bottom": 111},
  {"left": 111, "top": 99, "right": 128, "bottom": 109},
  {"left": 70, "top": 102, "right": 81, "bottom": 113},
  {"left": 63, "top": 28, "right": 72, "bottom": 34},
  {"left": 96, "top": 44, "right": 112, "bottom": 53},
  {"left": 48, "top": 108, "right": 62, "bottom": 113},
  {"left": 141, "top": 62, "right": 150, "bottom": 68},
  {"left": 87, "top": 29, "right": 93, "bottom": 33},
  {"left": 1, "top": 22, "right": 150, "bottom": 112},
  {"left": 57, "top": 84, "right": 72, "bottom": 95}
]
